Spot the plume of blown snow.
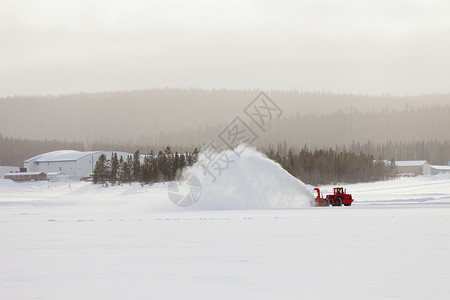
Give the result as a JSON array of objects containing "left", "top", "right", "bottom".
[{"left": 183, "top": 145, "right": 314, "bottom": 209}]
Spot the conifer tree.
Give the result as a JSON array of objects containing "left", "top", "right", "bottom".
[
  {"left": 151, "top": 155, "right": 163, "bottom": 182},
  {"left": 158, "top": 150, "right": 170, "bottom": 181},
  {"left": 172, "top": 151, "right": 180, "bottom": 180},
  {"left": 192, "top": 147, "right": 199, "bottom": 165},
  {"left": 93, "top": 154, "right": 108, "bottom": 184},
  {"left": 186, "top": 151, "right": 194, "bottom": 166},
  {"left": 132, "top": 150, "right": 141, "bottom": 181},
  {"left": 110, "top": 153, "right": 119, "bottom": 184},
  {"left": 140, "top": 154, "right": 151, "bottom": 183},
  {"left": 179, "top": 153, "right": 186, "bottom": 171},
  {"left": 164, "top": 146, "right": 174, "bottom": 180},
  {"left": 120, "top": 155, "right": 133, "bottom": 183},
  {"left": 118, "top": 155, "right": 124, "bottom": 182}
]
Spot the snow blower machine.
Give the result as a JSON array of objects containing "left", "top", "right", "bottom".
[{"left": 313, "top": 187, "right": 353, "bottom": 207}]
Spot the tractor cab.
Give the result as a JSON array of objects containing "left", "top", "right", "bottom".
[
  {"left": 334, "top": 187, "right": 343, "bottom": 195},
  {"left": 334, "top": 187, "right": 346, "bottom": 195}
]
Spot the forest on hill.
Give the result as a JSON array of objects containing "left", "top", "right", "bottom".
[{"left": 1, "top": 89, "right": 450, "bottom": 149}]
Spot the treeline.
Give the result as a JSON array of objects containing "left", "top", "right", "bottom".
[
  {"left": 269, "top": 140, "right": 450, "bottom": 166},
  {"left": 267, "top": 148, "right": 395, "bottom": 186},
  {"left": 92, "top": 147, "right": 199, "bottom": 185},
  {"left": 91, "top": 145, "right": 394, "bottom": 187},
  {"left": 349, "top": 140, "right": 450, "bottom": 165}
]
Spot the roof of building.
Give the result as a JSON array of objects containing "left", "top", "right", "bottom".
[
  {"left": 24, "top": 150, "right": 135, "bottom": 164},
  {"left": 4, "top": 172, "right": 46, "bottom": 176},
  {"left": 24, "top": 151, "right": 100, "bottom": 163},
  {"left": 395, "top": 160, "right": 427, "bottom": 167},
  {"left": 431, "top": 165, "right": 450, "bottom": 170}
]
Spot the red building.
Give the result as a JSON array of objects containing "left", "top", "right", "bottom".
[{"left": 4, "top": 172, "right": 47, "bottom": 182}]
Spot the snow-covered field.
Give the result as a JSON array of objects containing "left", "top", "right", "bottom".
[{"left": 1, "top": 175, "right": 450, "bottom": 299}]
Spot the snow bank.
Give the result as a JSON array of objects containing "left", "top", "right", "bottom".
[
  {"left": 181, "top": 145, "right": 313, "bottom": 209},
  {"left": 0, "top": 179, "right": 18, "bottom": 187}
]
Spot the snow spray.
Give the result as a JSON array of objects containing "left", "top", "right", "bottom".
[{"left": 169, "top": 145, "right": 314, "bottom": 209}]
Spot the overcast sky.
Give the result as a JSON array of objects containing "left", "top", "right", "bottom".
[{"left": 1, "top": 0, "right": 450, "bottom": 97}]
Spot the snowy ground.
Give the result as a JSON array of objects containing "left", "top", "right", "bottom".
[{"left": 1, "top": 176, "right": 450, "bottom": 299}]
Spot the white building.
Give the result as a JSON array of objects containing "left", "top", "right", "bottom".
[
  {"left": 430, "top": 163, "right": 450, "bottom": 175},
  {"left": 395, "top": 161, "right": 430, "bottom": 176},
  {"left": 24, "top": 150, "right": 133, "bottom": 180},
  {"left": 47, "top": 172, "right": 70, "bottom": 182}
]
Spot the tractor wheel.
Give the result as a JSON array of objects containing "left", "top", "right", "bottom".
[
  {"left": 323, "top": 198, "right": 330, "bottom": 206},
  {"left": 336, "top": 198, "right": 342, "bottom": 206},
  {"left": 344, "top": 203, "right": 351, "bottom": 206}
]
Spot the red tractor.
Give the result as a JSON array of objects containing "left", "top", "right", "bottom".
[{"left": 313, "top": 187, "right": 354, "bottom": 207}]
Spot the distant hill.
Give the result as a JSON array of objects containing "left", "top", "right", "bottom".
[{"left": 1, "top": 88, "right": 450, "bottom": 148}]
